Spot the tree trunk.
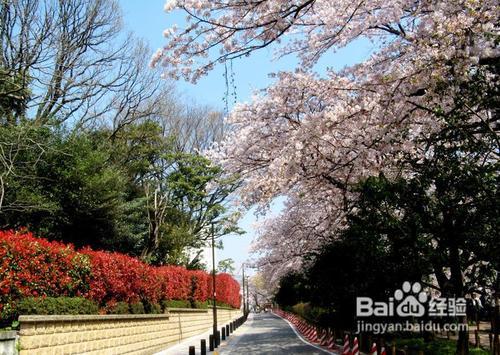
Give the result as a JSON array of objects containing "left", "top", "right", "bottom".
[
  {"left": 141, "top": 212, "right": 160, "bottom": 260},
  {"left": 456, "top": 318, "right": 469, "bottom": 355},
  {"left": 492, "top": 274, "right": 500, "bottom": 355},
  {"left": 0, "top": 175, "right": 4, "bottom": 212},
  {"left": 450, "top": 245, "right": 469, "bottom": 355}
]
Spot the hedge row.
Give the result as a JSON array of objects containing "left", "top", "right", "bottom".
[
  {"left": 0, "top": 230, "right": 241, "bottom": 321},
  {"left": 14, "top": 297, "right": 237, "bottom": 319}
]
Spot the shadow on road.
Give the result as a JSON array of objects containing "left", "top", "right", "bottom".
[{"left": 221, "top": 313, "right": 333, "bottom": 355}]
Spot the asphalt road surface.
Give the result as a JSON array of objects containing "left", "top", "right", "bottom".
[{"left": 219, "top": 312, "right": 335, "bottom": 355}]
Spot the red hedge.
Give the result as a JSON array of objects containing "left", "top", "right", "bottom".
[
  {"left": 212, "top": 273, "right": 241, "bottom": 308},
  {"left": 81, "top": 249, "right": 162, "bottom": 305},
  {"left": 0, "top": 230, "right": 91, "bottom": 319},
  {"left": 190, "top": 270, "right": 210, "bottom": 302},
  {"left": 156, "top": 265, "right": 192, "bottom": 301},
  {"left": 0, "top": 230, "right": 241, "bottom": 318}
]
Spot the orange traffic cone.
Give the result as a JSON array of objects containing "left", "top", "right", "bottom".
[
  {"left": 380, "top": 346, "right": 387, "bottom": 355},
  {"left": 370, "top": 342, "right": 378, "bottom": 355}
]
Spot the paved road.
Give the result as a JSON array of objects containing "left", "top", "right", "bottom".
[{"left": 219, "top": 313, "right": 336, "bottom": 355}]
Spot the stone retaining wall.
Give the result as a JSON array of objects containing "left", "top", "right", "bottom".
[{"left": 18, "top": 308, "right": 242, "bottom": 355}]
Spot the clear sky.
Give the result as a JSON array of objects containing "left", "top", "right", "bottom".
[{"left": 119, "top": 0, "right": 374, "bottom": 276}]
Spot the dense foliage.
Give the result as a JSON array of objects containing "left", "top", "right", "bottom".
[
  {"left": 0, "top": 122, "right": 239, "bottom": 266},
  {"left": 0, "top": 0, "right": 240, "bottom": 268},
  {"left": 0, "top": 230, "right": 92, "bottom": 320},
  {"left": 274, "top": 166, "right": 498, "bottom": 330},
  {"left": 17, "top": 297, "right": 99, "bottom": 316},
  {"left": 154, "top": 2, "right": 498, "bottom": 353},
  {"left": 0, "top": 230, "right": 241, "bottom": 324}
]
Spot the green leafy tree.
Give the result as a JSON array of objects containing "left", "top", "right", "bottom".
[
  {"left": 0, "top": 67, "right": 29, "bottom": 124},
  {"left": 0, "top": 124, "right": 54, "bottom": 218},
  {"left": 0, "top": 0, "right": 240, "bottom": 272},
  {"left": 301, "top": 156, "right": 498, "bottom": 342},
  {"left": 274, "top": 272, "right": 309, "bottom": 308},
  {"left": 0, "top": 128, "right": 130, "bottom": 250},
  {"left": 217, "top": 258, "right": 236, "bottom": 274},
  {"left": 109, "top": 120, "right": 241, "bottom": 265}
]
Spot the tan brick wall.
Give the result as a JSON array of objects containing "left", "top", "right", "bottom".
[{"left": 18, "top": 308, "right": 242, "bottom": 355}]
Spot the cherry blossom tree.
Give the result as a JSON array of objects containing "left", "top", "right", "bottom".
[
  {"left": 154, "top": 0, "right": 497, "bottom": 263},
  {"left": 154, "top": 2, "right": 498, "bottom": 352}
]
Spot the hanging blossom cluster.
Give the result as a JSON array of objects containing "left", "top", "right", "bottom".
[
  {"left": 154, "top": 0, "right": 499, "bottom": 287},
  {"left": 249, "top": 191, "right": 347, "bottom": 289}
]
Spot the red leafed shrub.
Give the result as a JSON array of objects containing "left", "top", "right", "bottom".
[
  {"left": 209, "top": 273, "right": 241, "bottom": 309},
  {"left": 155, "top": 266, "right": 191, "bottom": 301},
  {"left": 189, "top": 270, "right": 210, "bottom": 302},
  {"left": 81, "top": 249, "right": 161, "bottom": 305},
  {"left": 0, "top": 230, "right": 241, "bottom": 319},
  {"left": 0, "top": 230, "right": 92, "bottom": 320}
]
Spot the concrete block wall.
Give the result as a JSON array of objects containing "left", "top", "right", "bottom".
[
  {"left": 0, "top": 330, "right": 18, "bottom": 355},
  {"left": 168, "top": 307, "right": 240, "bottom": 341},
  {"left": 18, "top": 308, "right": 242, "bottom": 355}
]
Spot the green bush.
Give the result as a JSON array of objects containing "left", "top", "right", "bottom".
[
  {"left": 144, "top": 302, "right": 162, "bottom": 314},
  {"left": 162, "top": 300, "right": 191, "bottom": 309},
  {"left": 17, "top": 297, "right": 98, "bottom": 315},
  {"left": 194, "top": 301, "right": 209, "bottom": 309},
  {"left": 292, "top": 302, "right": 309, "bottom": 319},
  {"left": 426, "top": 340, "right": 487, "bottom": 355},
  {"left": 130, "top": 302, "right": 145, "bottom": 314},
  {"left": 424, "top": 338, "right": 455, "bottom": 355},
  {"left": 290, "top": 302, "right": 327, "bottom": 324},
  {"left": 206, "top": 300, "right": 235, "bottom": 309},
  {"left": 160, "top": 299, "right": 236, "bottom": 310},
  {"left": 107, "top": 302, "right": 130, "bottom": 314},
  {"left": 392, "top": 338, "right": 426, "bottom": 351}
]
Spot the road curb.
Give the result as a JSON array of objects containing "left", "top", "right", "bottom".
[{"left": 271, "top": 311, "right": 339, "bottom": 355}]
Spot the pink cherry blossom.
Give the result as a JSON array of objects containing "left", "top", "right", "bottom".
[{"left": 155, "top": 0, "right": 499, "bottom": 286}]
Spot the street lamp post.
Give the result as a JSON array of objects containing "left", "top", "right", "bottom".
[{"left": 211, "top": 225, "right": 218, "bottom": 346}]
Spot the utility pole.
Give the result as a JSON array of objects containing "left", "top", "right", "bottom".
[
  {"left": 246, "top": 276, "right": 250, "bottom": 313},
  {"left": 242, "top": 263, "right": 246, "bottom": 315},
  {"left": 211, "top": 224, "right": 217, "bottom": 346}
]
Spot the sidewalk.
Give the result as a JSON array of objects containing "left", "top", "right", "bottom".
[
  {"left": 154, "top": 327, "right": 213, "bottom": 355},
  {"left": 154, "top": 317, "right": 251, "bottom": 355},
  {"left": 218, "top": 313, "right": 255, "bottom": 354}
]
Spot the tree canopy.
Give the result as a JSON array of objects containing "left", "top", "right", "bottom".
[
  {"left": 154, "top": 1, "right": 498, "bottom": 353},
  {"left": 0, "top": 0, "right": 240, "bottom": 268}
]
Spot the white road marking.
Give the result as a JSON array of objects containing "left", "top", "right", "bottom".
[{"left": 271, "top": 312, "right": 338, "bottom": 355}]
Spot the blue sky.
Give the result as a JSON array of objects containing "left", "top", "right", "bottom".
[
  {"left": 119, "top": 0, "right": 374, "bottom": 275},
  {"left": 120, "top": 0, "right": 299, "bottom": 107}
]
